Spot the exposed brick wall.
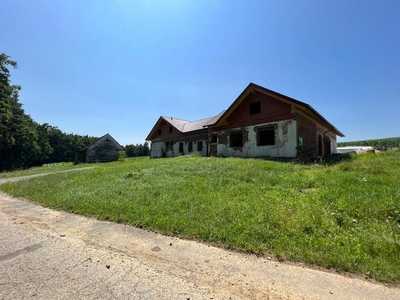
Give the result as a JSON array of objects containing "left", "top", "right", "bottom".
[
  {"left": 155, "top": 121, "right": 180, "bottom": 140},
  {"left": 297, "top": 113, "right": 317, "bottom": 157},
  {"left": 219, "top": 132, "right": 228, "bottom": 145},
  {"left": 181, "top": 131, "right": 208, "bottom": 142},
  {"left": 211, "top": 91, "right": 293, "bottom": 132}
]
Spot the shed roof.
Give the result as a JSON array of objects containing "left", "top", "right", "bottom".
[{"left": 81, "top": 133, "right": 123, "bottom": 151}]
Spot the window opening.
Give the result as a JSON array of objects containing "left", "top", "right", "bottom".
[
  {"left": 249, "top": 101, "right": 261, "bottom": 115},
  {"left": 197, "top": 141, "right": 203, "bottom": 151},
  {"left": 230, "top": 131, "right": 243, "bottom": 147},
  {"left": 257, "top": 126, "right": 275, "bottom": 146},
  {"left": 188, "top": 142, "right": 193, "bottom": 152},
  {"left": 211, "top": 134, "right": 218, "bottom": 143},
  {"left": 179, "top": 142, "right": 184, "bottom": 153}
]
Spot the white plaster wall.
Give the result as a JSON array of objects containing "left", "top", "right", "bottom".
[
  {"left": 150, "top": 142, "right": 164, "bottom": 158},
  {"left": 199, "top": 140, "right": 208, "bottom": 156},
  {"left": 217, "top": 120, "right": 297, "bottom": 158},
  {"left": 152, "top": 140, "right": 208, "bottom": 157},
  {"left": 332, "top": 138, "right": 337, "bottom": 154},
  {"left": 166, "top": 148, "right": 173, "bottom": 157},
  {"left": 180, "top": 142, "right": 189, "bottom": 155},
  {"left": 163, "top": 142, "right": 174, "bottom": 157},
  {"left": 182, "top": 140, "right": 207, "bottom": 156},
  {"left": 171, "top": 143, "right": 179, "bottom": 157},
  {"left": 329, "top": 134, "right": 338, "bottom": 154},
  {"left": 179, "top": 140, "right": 207, "bottom": 156}
]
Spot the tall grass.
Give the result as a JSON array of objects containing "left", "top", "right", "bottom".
[{"left": 1, "top": 153, "right": 399, "bottom": 283}]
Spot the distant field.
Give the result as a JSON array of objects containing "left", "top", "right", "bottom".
[
  {"left": 0, "top": 162, "right": 93, "bottom": 178},
  {"left": 338, "top": 137, "right": 400, "bottom": 149},
  {"left": 1, "top": 153, "right": 400, "bottom": 283}
]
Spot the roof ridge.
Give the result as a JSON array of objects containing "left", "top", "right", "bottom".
[
  {"left": 162, "top": 116, "right": 191, "bottom": 123},
  {"left": 190, "top": 115, "right": 215, "bottom": 123},
  {"left": 186, "top": 111, "right": 226, "bottom": 124}
]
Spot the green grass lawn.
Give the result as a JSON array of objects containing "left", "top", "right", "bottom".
[{"left": 1, "top": 152, "right": 400, "bottom": 283}]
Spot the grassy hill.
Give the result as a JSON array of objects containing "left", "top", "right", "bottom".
[{"left": 1, "top": 151, "right": 400, "bottom": 283}]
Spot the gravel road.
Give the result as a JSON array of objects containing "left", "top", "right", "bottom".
[{"left": 0, "top": 173, "right": 399, "bottom": 299}]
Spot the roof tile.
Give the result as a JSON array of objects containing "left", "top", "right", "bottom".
[{"left": 162, "top": 111, "right": 225, "bottom": 133}]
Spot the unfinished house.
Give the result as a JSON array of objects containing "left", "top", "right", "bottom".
[
  {"left": 145, "top": 112, "right": 225, "bottom": 158},
  {"left": 146, "top": 83, "right": 344, "bottom": 159},
  {"left": 80, "top": 133, "right": 123, "bottom": 163}
]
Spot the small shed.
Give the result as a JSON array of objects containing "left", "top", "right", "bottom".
[{"left": 80, "top": 133, "right": 123, "bottom": 163}]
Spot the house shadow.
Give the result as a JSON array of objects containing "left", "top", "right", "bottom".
[{"left": 292, "top": 153, "right": 354, "bottom": 165}]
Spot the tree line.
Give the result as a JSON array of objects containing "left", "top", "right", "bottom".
[
  {"left": 0, "top": 53, "right": 149, "bottom": 172},
  {"left": 337, "top": 137, "right": 400, "bottom": 150},
  {"left": 124, "top": 142, "right": 150, "bottom": 157}
]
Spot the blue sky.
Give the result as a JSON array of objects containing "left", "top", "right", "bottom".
[{"left": 2, "top": 0, "right": 399, "bottom": 145}]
